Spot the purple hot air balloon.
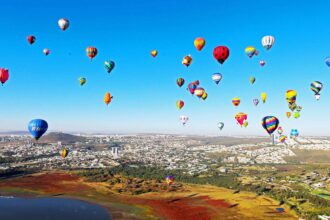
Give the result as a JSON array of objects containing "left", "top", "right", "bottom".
[{"left": 253, "top": 99, "right": 259, "bottom": 106}]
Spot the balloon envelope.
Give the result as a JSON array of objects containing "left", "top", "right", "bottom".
[
  {"left": 310, "top": 81, "right": 323, "bottom": 100},
  {"left": 28, "top": 119, "right": 48, "bottom": 140},
  {"left": 249, "top": 76, "right": 256, "bottom": 84},
  {"left": 261, "top": 116, "right": 279, "bottom": 135},
  {"left": 79, "top": 77, "right": 86, "bottom": 86},
  {"left": 0, "top": 68, "right": 9, "bottom": 85},
  {"left": 245, "top": 46, "right": 257, "bottom": 58},
  {"left": 104, "top": 60, "right": 115, "bottom": 73},
  {"left": 217, "top": 122, "right": 224, "bottom": 130},
  {"left": 151, "top": 50, "right": 158, "bottom": 57},
  {"left": 235, "top": 112, "right": 247, "bottom": 126},
  {"left": 261, "top": 36, "right": 275, "bottom": 50},
  {"left": 182, "top": 55, "right": 193, "bottom": 67},
  {"left": 180, "top": 115, "right": 189, "bottom": 125},
  {"left": 177, "top": 78, "right": 185, "bottom": 87},
  {"left": 212, "top": 73, "right": 222, "bottom": 84},
  {"left": 194, "top": 37, "right": 206, "bottom": 51},
  {"left": 325, "top": 57, "right": 330, "bottom": 67},
  {"left": 176, "top": 100, "right": 184, "bottom": 110},
  {"left": 58, "top": 18, "right": 69, "bottom": 31},
  {"left": 232, "top": 97, "right": 240, "bottom": 106},
  {"left": 213, "top": 46, "right": 229, "bottom": 64}
]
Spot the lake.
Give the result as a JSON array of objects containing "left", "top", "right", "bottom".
[{"left": 0, "top": 196, "right": 111, "bottom": 220}]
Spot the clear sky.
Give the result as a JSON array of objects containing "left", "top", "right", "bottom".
[{"left": 0, "top": 0, "right": 330, "bottom": 136}]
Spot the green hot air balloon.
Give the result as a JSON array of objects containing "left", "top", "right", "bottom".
[
  {"left": 79, "top": 77, "right": 86, "bottom": 86},
  {"left": 105, "top": 60, "right": 115, "bottom": 73},
  {"left": 249, "top": 76, "right": 256, "bottom": 85},
  {"left": 217, "top": 122, "right": 224, "bottom": 131}
]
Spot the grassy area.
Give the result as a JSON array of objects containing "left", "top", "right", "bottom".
[{"left": 284, "top": 149, "right": 330, "bottom": 163}]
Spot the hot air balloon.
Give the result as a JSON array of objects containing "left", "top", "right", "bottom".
[
  {"left": 194, "top": 87, "right": 205, "bottom": 98},
  {"left": 286, "top": 112, "right": 291, "bottom": 118},
  {"left": 151, "top": 50, "right": 158, "bottom": 57},
  {"left": 310, "top": 81, "right": 323, "bottom": 100},
  {"left": 261, "top": 92, "right": 267, "bottom": 103},
  {"left": 180, "top": 115, "right": 189, "bottom": 125},
  {"left": 290, "top": 129, "right": 299, "bottom": 138},
  {"left": 27, "top": 35, "right": 36, "bottom": 45},
  {"left": 188, "top": 82, "right": 197, "bottom": 95},
  {"left": 232, "top": 97, "right": 240, "bottom": 107},
  {"left": 213, "top": 46, "right": 230, "bottom": 64},
  {"left": 235, "top": 112, "right": 248, "bottom": 127},
  {"left": 165, "top": 175, "right": 173, "bottom": 185},
  {"left": 79, "top": 77, "right": 86, "bottom": 86},
  {"left": 325, "top": 57, "right": 330, "bottom": 67},
  {"left": 43, "top": 48, "right": 50, "bottom": 56},
  {"left": 217, "top": 122, "right": 224, "bottom": 131},
  {"left": 279, "top": 135, "right": 286, "bottom": 143},
  {"left": 245, "top": 46, "right": 258, "bottom": 58},
  {"left": 28, "top": 119, "right": 48, "bottom": 140},
  {"left": 243, "top": 121, "right": 249, "bottom": 128},
  {"left": 60, "top": 148, "right": 68, "bottom": 158},
  {"left": 194, "top": 37, "right": 206, "bottom": 51},
  {"left": 104, "top": 92, "right": 113, "bottom": 106},
  {"left": 176, "top": 100, "right": 184, "bottom": 110},
  {"left": 104, "top": 60, "right": 115, "bottom": 73},
  {"left": 249, "top": 76, "right": 256, "bottom": 84},
  {"left": 260, "top": 60, "right": 266, "bottom": 67},
  {"left": 261, "top": 36, "right": 275, "bottom": 50},
  {"left": 201, "top": 92, "right": 208, "bottom": 100},
  {"left": 177, "top": 78, "right": 185, "bottom": 87},
  {"left": 0, "top": 68, "right": 9, "bottom": 85},
  {"left": 293, "top": 112, "right": 300, "bottom": 119},
  {"left": 182, "top": 55, "right": 193, "bottom": 67},
  {"left": 58, "top": 18, "right": 69, "bottom": 31},
  {"left": 296, "top": 106, "right": 302, "bottom": 112},
  {"left": 253, "top": 99, "right": 259, "bottom": 106},
  {"left": 86, "top": 46, "right": 98, "bottom": 60},
  {"left": 285, "top": 90, "right": 297, "bottom": 105},
  {"left": 212, "top": 73, "right": 222, "bottom": 84},
  {"left": 193, "top": 80, "right": 200, "bottom": 86},
  {"left": 261, "top": 116, "right": 279, "bottom": 135},
  {"left": 277, "top": 126, "right": 283, "bottom": 135}
]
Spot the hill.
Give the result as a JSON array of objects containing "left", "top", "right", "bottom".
[{"left": 38, "top": 132, "right": 86, "bottom": 144}]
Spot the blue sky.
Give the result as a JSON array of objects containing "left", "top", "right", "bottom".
[{"left": 0, "top": 0, "right": 330, "bottom": 136}]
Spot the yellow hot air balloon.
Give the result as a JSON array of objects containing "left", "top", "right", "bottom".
[
  {"left": 104, "top": 92, "right": 113, "bottom": 106},
  {"left": 60, "top": 148, "right": 68, "bottom": 158},
  {"left": 232, "top": 97, "right": 240, "bottom": 106},
  {"left": 194, "top": 37, "right": 206, "bottom": 51},
  {"left": 261, "top": 92, "right": 267, "bottom": 103},
  {"left": 151, "top": 50, "right": 158, "bottom": 57},
  {"left": 285, "top": 90, "right": 297, "bottom": 104},
  {"left": 286, "top": 112, "right": 291, "bottom": 118},
  {"left": 201, "top": 92, "right": 208, "bottom": 100}
]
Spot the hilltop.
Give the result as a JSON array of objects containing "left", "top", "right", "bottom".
[{"left": 38, "top": 132, "right": 86, "bottom": 144}]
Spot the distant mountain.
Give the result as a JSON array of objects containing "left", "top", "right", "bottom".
[{"left": 38, "top": 132, "right": 86, "bottom": 144}]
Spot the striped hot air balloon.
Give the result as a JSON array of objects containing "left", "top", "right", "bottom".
[
  {"left": 177, "top": 78, "right": 185, "bottom": 87},
  {"left": 86, "top": 46, "right": 98, "bottom": 60},
  {"left": 279, "top": 135, "right": 287, "bottom": 143},
  {"left": 176, "top": 100, "right": 184, "bottom": 110},
  {"left": 261, "top": 116, "right": 279, "bottom": 135},
  {"left": 60, "top": 148, "right": 68, "bottom": 158},
  {"left": 245, "top": 46, "right": 258, "bottom": 58},
  {"left": 261, "top": 36, "right": 275, "bottom": 50},
  {"left": 310, "top": 81, "right": 323, "bottom": 100},
  {"left": 232, "top": 97, "right": 240, "bottom": 107}
]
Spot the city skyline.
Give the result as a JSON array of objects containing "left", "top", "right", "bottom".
[{"left": 0, "top": 0, "right": 329, "bottom": 136}]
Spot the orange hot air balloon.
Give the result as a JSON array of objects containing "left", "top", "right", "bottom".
[
  {"left": 232, "top": 97, "right": 240, "bottom": 107},
  {"left": 151, "top": 50, "right": 158, "bottom": 57},
  {"left": 61, "top": 148, "right": 68, "bottom": 158},
  {"left": 86, "top": 46, "right": 98, "bottom": 60},
  {"left": 104, "top": 92, "right": 113, "bottom": 106},
  {"left": 286, "top": 112, "right": 291, "bottom": 118},
  {"left": 194, "top": 37, "right": 206, "bottom": 51}
]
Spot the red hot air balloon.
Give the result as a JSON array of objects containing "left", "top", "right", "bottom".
[
  {"left": 86, "top": 46, "right": 98, "bottom": 60},
  {"left": 27, "top": 35, "right": 36, "bottom": 45},
  {"left": 0, "top": 68, "right": 9, "bottom": 85},
  {"left": 213, "top": 46, "right": 230, "bottom": 64}
]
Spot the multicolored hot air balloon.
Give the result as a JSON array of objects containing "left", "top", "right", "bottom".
[
  {"left": 235, "top": 112, "right": 248, "bottom": 127},
  {"left": 165, "top": 175, "right": 173, "bottom": 185},
  {"left": 279, "top": 135, "right": 287, "bottom": 143},
  {"left": 188, "top": 82, "right": 197, "bottom": 95},
  {"left": 286, "top": 112, "right": 291, "bottom": 118},
  {"left": 86, "top": 46, "right": 98, "bottom": 60},
  {"left": 261, "top": 116, "right": 279, "bottom": 135},
  {"left": 261, "top": 36, "right": 275, "bottom": 50},
  {"left": 43, "top": 48, "right": 50, "bottom": 56},
  {"left": 27, "top": 35, "right": 36, "bottom": 45},
  {"left": 310, "top": 81, "right": 323, "bottom": 100},
  {"left": 296, "top": 106, "right": 302, "bottom": 112},
  {"left": 58, "top": 18, "right": 69, "bottom": 31},
  {"left": 325, "top": 57, "right": 330, "bottom": 67},
  {"left": 180, "top": 115, "right": 189, "bottom": 125},
  {"left": 104, "top": 92, "right": 113, "bottom": 106},
  {"left": 290, "top": 129, "right": 299, "bottom": 138},
  {"left": 201, "top": 92, "right": 208, "bottom": 100},
  {"left": 212, "top": 73, "right": 222, "bottom": 84},
  {"left": 286, "top": 90, "right": 298, "bottom": 111},
  {"left": 79, "top": 77, "right": 86, "bottom": 86},
  {"left": 217, "top": 122, "right": 224, "bottom": 131},
  {"left": 194, "top": 87, "right": 205, "bottom": 98},
  {"left": 151, "top": 50, "right": 158, "bottom": 57},
  {"left": 232, "top": 97, "right": 240, "bottom": 106},
  {"left": 261, "top": 92, "right": 267, "bottom": 103},
  {"left": 245, "top": 46, "right": 258, "bottom": 58},
  {"left": 104, "top": 60, "right": 115, "bottom": 73},
  {"left": 194, "top": 37, "right": 206, "bottom": 51},
  {"left": 277, "top": 126, "right": 283, "bottom": 135},
  {"left": 177, "top": 78, "right": 185, "bottom": 87},
  {"left": 213, "top": 46, "right": 230, "bottom": 64},
  {"left": 60, "top": 148, "right": 68, "bottom": 158},
  {"left": 0, "top": 68, "right": 9, "bottom": 85},
  {"left": 182, "top": 55, "right": 193, "bottom": 67},
  {"left": 28, "top": 119, "right": 48, "bottom": 140},
  {"left": 253, "top": 99, "right": 259, "bottom": 106},
  {"left": 249, "top": 76, "right": 256, "bottom": 84},
  {"left": 243, "top": 121, "right": 249, "bottom": 128},
  {"left": 260, "top": 60, "right": 266, "bottom": 66},
  {"left": 176, "top": 100, "right": 184, "bottom": 110}
]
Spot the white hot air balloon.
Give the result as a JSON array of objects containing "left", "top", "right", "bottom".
[
  {"left": 261, "top": 35, "right": 275, "bottom": 50},
  {"left": 43, "top": 48, "right": 50, "bottom": 56},
  {"left": 212, "top": 73, "right": 222, "bottom": 84},
  {"left": 180, "top": 115, "right": 189, "bottom": 125},
  {"left": 58, "top": 18, "right": 70, "bottom": 31},
  {"left": 217, "top": 122, "right": 224, "bottom": 131}
]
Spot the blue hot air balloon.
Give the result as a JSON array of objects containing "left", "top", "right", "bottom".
[
  {"left": 325, "top": 57, "right": 330, "bottom": 67},
  {"left": 28, "top": 119, "right": 48, "bottom": 140}
]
